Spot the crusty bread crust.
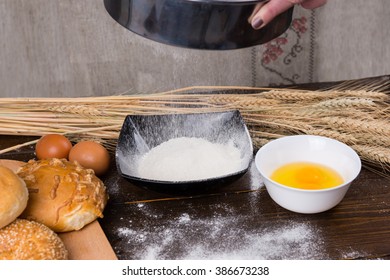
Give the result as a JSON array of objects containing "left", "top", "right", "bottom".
[
  {"left": 0, "top": 219, "right": 68, "bottom": 260},
  {"left": 0, "top": 166, "right": 28, "bottom": 229},
  {"left": 17, "top": 158, "right": 108, "bottom": 232}
]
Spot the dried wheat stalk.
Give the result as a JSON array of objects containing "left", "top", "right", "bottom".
[{"left": 0, "top": 78, "right": 389, "bottom": 177}]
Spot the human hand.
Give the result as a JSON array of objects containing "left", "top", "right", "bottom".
[{"left": 251, "top": 0, "right": 327, "bottom": 29}]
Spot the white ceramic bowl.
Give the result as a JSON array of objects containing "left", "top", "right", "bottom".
[{"left": 255, "top": 135, "right": 361, "bottom": 214}]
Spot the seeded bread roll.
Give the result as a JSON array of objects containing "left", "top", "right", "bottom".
[
  {"left": 17, "top": 158, "right": 108, "bottom": 232},
  {"left": 0, "top": 219, "right": 68, "bottom": 260},
  {"left": 0, "top": 166, "right": 29, "bottom": 229}
]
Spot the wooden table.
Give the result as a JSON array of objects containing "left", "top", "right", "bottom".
[
  {"left": 1, "top": 79, "right": 389, "bottom": 260},
  {"left": 1, "top": 135, "right": 389, "bottom": 260}
]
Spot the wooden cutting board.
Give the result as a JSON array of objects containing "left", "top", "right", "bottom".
[{"left": 0, "top": 159, "right": 117, "bottom": 260}]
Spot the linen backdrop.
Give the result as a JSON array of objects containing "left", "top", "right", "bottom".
[{"left": 0, "top": 0, "right": 389, "bottom": 97}]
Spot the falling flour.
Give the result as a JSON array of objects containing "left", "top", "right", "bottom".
[{"left": 137, "top": 137, "right": 244, "bottom": 181}]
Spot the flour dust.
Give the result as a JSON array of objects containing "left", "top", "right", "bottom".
[
  {"left": 137, "top": 137, "right": 245, "bottom": 181},
  {"left": 115, "top": 206, "right": 327, "bottom": 260}
]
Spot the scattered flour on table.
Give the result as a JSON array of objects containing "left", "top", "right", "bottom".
[
  {"left": 115, "top": 210, "right": 327, "bottom": 260},
  {"left": 248, "top": 160, "right": 264, "bottom": 190},
  {"left": 103, "top": 175, "right": 121, "bottom": 195},
  {"left": 137, "top": 137, "right": 244, "bottom": 181},
  {"left": 340, "top": 250, "right": 366, "bottom": 259}
]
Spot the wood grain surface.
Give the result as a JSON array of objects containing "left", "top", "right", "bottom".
[
  {"left": 0, "top": 159, "right": 117, "bottom": 260},
  {"left": 1, "top": 135, "right": 389, "bottom": 260}
]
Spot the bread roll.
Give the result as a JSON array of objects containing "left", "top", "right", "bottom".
[
  {"left": 0, "top": 166, "right": 28, "bottom": 229},
  {"left": 0, "top": 219, "right": 68, "bottom": 260},
  {"left": 17, "top": 158, "right": 108, "bottom": 232}
]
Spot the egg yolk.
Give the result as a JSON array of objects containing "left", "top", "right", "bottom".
[{"left": 270, "top": 162, "right": 344, "bottom": 190}]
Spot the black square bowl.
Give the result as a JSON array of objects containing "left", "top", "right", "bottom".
[{"left": 115, "top": 110, "right": 253, "bottom": 194}]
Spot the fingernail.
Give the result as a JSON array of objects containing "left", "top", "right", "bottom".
[{"left": 252, "top": 17, "right": 264, "bottom": 29}]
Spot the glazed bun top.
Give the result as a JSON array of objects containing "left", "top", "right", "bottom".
[
  {"left": 17, "top": 158, "right": 108, "bottom": 232},
  {"left": 0, "top": 166, "right": 29, "bottom": 229}
]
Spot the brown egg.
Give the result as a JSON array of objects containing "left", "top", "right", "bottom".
[
  {"left": 68, "top": 141, "right": 110, "bottom": 176},
  {"left": 35, "top": 134, "right": 73, "bottom": 160}
]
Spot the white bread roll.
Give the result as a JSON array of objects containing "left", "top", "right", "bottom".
[
  {"left": 0, "top": 166, "right": 28, "bottom": 229},
  {"left": 0, "top": 219, "right": 68, "bottom": 260},
  {"left": 17, "top": 158, "right": 108, "bottom": 232}
]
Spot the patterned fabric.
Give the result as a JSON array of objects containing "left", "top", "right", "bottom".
[{"left": 254, "top": 9, "right": 316, "bottom": 86}]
